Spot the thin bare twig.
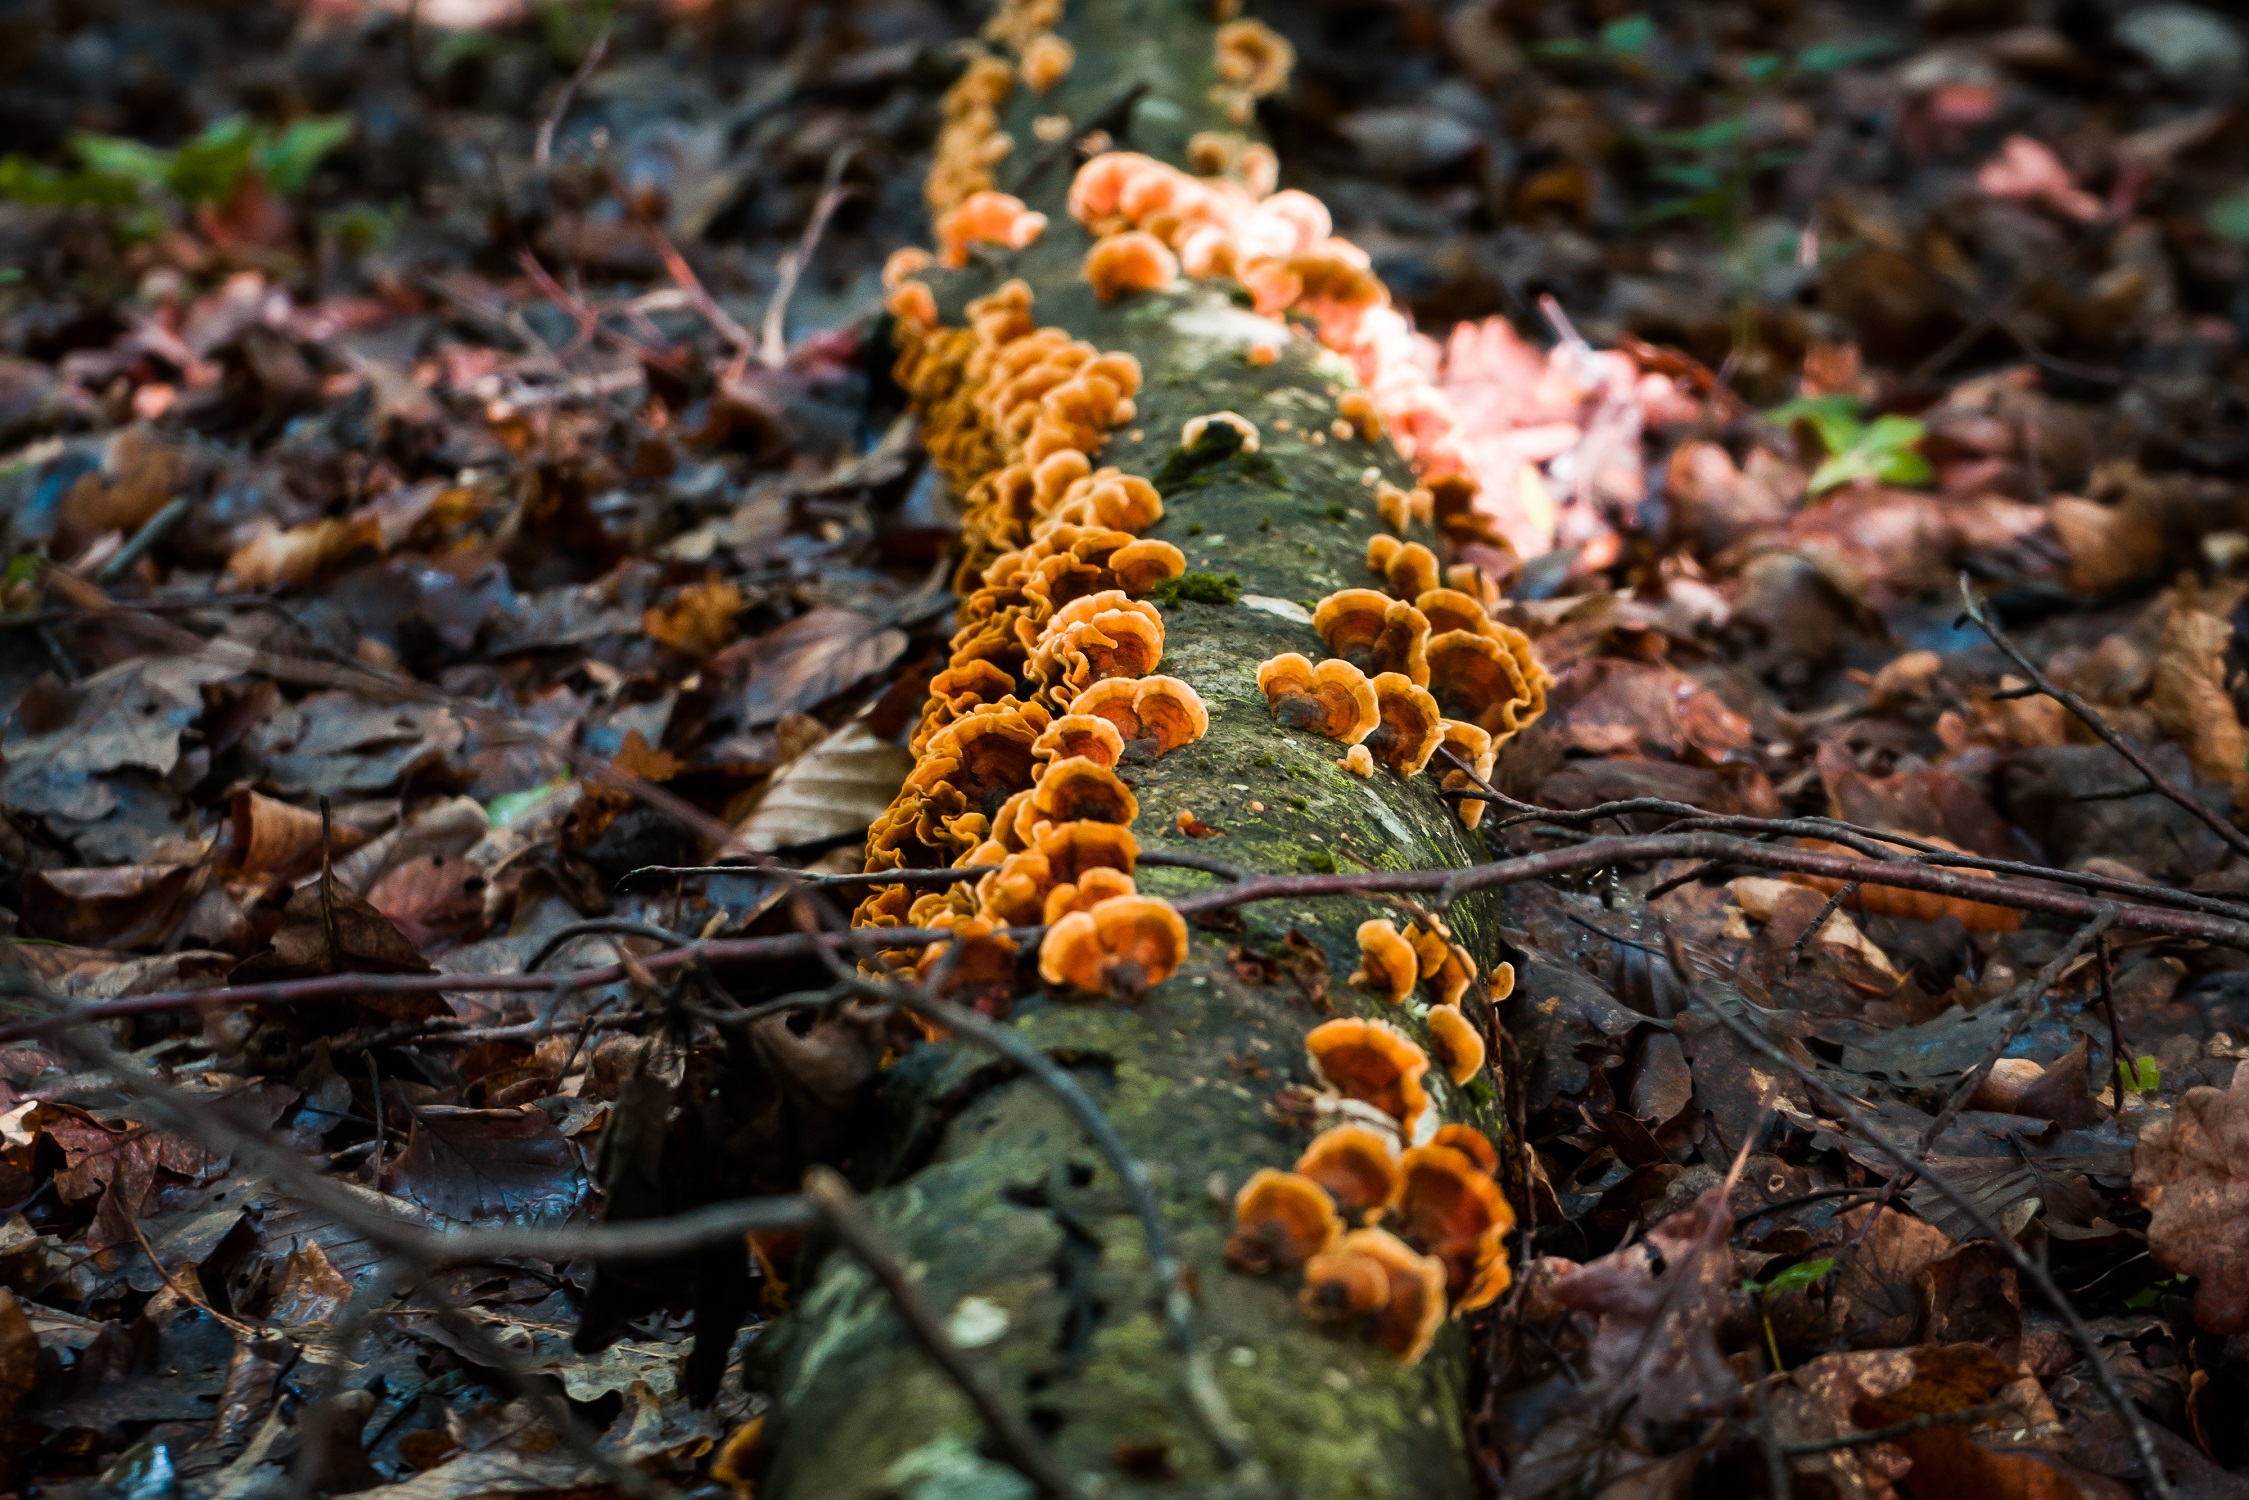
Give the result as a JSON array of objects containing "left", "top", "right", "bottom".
[
  {"left": 759, "top": 146, "right": 857, "bottom": 370},
  {"left": 533, "top": 23, "right": 612, "bottom": 175},
  {"left": 1958, "top": 574, "right": 2249, "bottom": 863},
  {"left": 1777, "top": 1401, "right": 2010, "bottom": 1456}
]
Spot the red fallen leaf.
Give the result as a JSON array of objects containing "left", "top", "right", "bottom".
[
  {"left": 380, "top": 1105, "right": 588, "bottom": 1228},
  {"left": 2133, "top": 1061, "right": 2249, "bottom": 1333},
  {"left": 366, "top": 853, "right": 490, "bottom": 950},
  {"left": 1547, "top": 1187, "right": 1738, "bottom": 1424},
  {"left": 1539, "top": 658, "right": 1755, "bottom": 763}
]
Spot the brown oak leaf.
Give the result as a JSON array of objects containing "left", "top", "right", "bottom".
[{"left": 2132, "top": 1060, "right": 2249, "bottom": 1333}]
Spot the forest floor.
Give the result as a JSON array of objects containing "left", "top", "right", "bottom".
[{"left": 4, "top": 0, "right": 2249, "bottom": 1496}]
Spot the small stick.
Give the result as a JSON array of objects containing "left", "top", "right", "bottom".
[
  {"left": 1784, "top": 882, "right": 1858, "bottom": 975},
  {"left": 534, "top": 23, "right": 613, "bottom": 175},
  {"left": 1959, "top": 574, "right": 2249, "bottom": 863},
  {"left": 758, "top": 146, "right": 858, "bottom": 371}
]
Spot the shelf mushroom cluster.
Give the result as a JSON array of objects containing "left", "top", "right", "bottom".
[
  {"left": 1227, "top": 1075, "right": 1515, "bottom": 1366},
  {"left": 858, "top": 272, "right": 1208, "bottom": 1001},
  {"left": 1259, "top": 560, "right": 1547, "bottom": 790}
]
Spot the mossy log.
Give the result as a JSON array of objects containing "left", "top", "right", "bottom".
[{"left": 756, "top": 4, "right": 1520, "bottom": 1495}]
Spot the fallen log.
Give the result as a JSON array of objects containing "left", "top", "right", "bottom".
[{"left": 756, "top": 1, "right": 1547, "bottom": 1493}]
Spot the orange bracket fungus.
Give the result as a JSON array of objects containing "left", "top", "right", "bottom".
[
  {"left": 1227, "top": 1169, "right": 1344, "bottom": 1274},
  {"left": 805, "top": 0, "right": 1550, "bottom": 1478},
  {"left": 1350, "top": 918, "right": 1419, "bottom": 1005},
  {"left": 1307, "top": 1016, "right": 1434, "bottom": 1143},
  {"left": 1038, "top": 893, "right": 1189, "bottom": 999},
  {"left": 1296, "top": 1124, "right": 1403, "bottom": 1223},
  {"left": 1257, "top": 653, "right": 1380, "bottom": 744},
  {"left": 1299, "top": 1229, "right": 1448, "bottom": 1366}
]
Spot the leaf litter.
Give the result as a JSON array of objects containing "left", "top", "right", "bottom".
[{"left": 1, "top": 0, "right": 2249, "bottom": 1495}]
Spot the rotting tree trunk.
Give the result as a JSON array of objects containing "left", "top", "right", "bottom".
[{"left": 756, "top": 4, "right": 1517, "bottom": 1495}]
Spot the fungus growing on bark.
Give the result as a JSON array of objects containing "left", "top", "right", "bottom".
[
  {"left": 1296, "top": 1124, "right": 1402, "bottom": 1222},
  {"left": 1020, "top": 32, "right": 1074, "bottom": 92},
  {"left": 1407, "top": 919, "right": 1473, "bottom": 1006},
  {"left": 1366, "top": 535, "right": 1442, "bottom": 599},
  {"left": 1426, "top": 1006, "right": 1486, "bottom": 1087},
  {"left": 1210, "top": 18, "right": 1295, "bottom": 121},
  {"left": 1338, "top": 743, "right": 1375, "bottom": 777},
  {"left": 883, "top": 246, "right": 935, "bottom": 288},
  {"left": 1307, "top": 1017, "right": 1432, "bottom": 1140},
  {"left": 919, "top": 704, "right": 1050, "bottom": 808},
  {"left": 1299, "top": 1228, "right": 1447, "bottom": 1366},
  {"left": 1029, "top": 591, "right": 1166, "bottom": 700},
  {"left": 1085, "top": 232, "right": 1179, "bottom": 301},
  {"left": 1067, "top": 675, "right": 1210, "bottom": 757},
  {"left": 1108, "top": 537, "right": 1188, "bottom": 594},
  {"left": 927, "top": 52, "right": 1017, "bottom": 213},
  {"left": 1413, "top": 587, "right": 1492, "bottom": 638},
  {"left": 1435, "top": 720, "right": 1496, "bottom": 829},
  {"left": 1042, "top": 865, "right": 1139, "bottom": 922},
  {"left": 886, "top": 279, "right": 939, "bottom": 331},
  {"left": 1313, "top": 588, "right": 1431, "bottom": 684},
  {"left": 1350, "top": 918, "right": 1419, "bottom": 1005},
  {"left": 1431, "top": 1124, "right": 1498, "bottom": 1175},
  {"left": 1388, "top": 1144, "right": 1515, "bottom": 1311},
  {"left": 935, "top": 191, "right": 1049, "bottom": 268},
  {"left": 975, "top": 820, "right": 1139, "bottom": 925},
  {"left": 1046, "top": 469, "right": 1163, "bottom": 532},
  {"left": 1031, "top": 713, "right": 1127, "bottom": 771},
  {"left": 1180, "top": 409, "right": 1261, "bottom": 453},
  {"left": 1374, "top": 480, "right": 1433, "bottom": 534},
  {"left": 1038, "top": 894, "right": 1189, "bottom": 999},
  {"left": 1365, "top": 672, "right": 1444, "bottom": 777},
  {"left": 1425, "top": 629, "right": 1542, "bottom": 737},
  {"left": 1226, "top": 1169, "right": 1343, "bottom": 1274},
  {"left": 914, "top": 660, "right": 1026, "bottom": 753},
  {"left": 1488, "top": 961, "right": 1516, "bottom": 1002},
  {"left": 1256, "top": 653, "right": 1379, "bottom": 744},
  {"left": 915, "top": 914, "right": 1021, "bottom": 996},
  {"left": 1029, "top": 755, "right": 1139, "bottom": 828}
]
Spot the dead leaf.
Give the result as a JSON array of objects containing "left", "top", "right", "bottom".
[
  {"left": 0, "top": 654, "right": 237, "bottom": 824},
  {"left": 1829, "top": 1204, "right": 1954, "bottom": 1347},
  {"left": 742, "top": 608, "right": 908, "bottom": 727},
  {"left": 381, "top": 1106, "right": 588, "bottom": 1227},
  {"left": 227, "top": 790, "right": 331, "bottom": 879},
  {"left": 642, "top": 577, "right": 744, "bottom": 658},
  {"left": 0, "top": 1288, "right": 36, "bottom": 1423},
  {"left": 2133, "top": 1060, "right": 2249, "bottom": 1333},
  {"left": 366, "top": 854, "right": 490, "bottom": 950},
  {"left": 736, "top": 721, "right": 914, "bottom": 851},
  {"left": 19, "top": 864, "right": 200, "bottom": 949},
  {"left": 231, "top": 872, "right": 434, "bottom": 982},
  {"left": 225, "top": 514, "right": 379, "bottom": 589},
  {"left": 2147, "top": 590, "right": 2249, "bottom": 790},
  {"left": 55, "top": 425, "right": 194, "bottom": 554},
  {"left": 268, "top": 1239, "right": 355, "bottom": 1328},
  {"left": 1548, "top": 1188, "right": 1739, "bottom": 1425}
]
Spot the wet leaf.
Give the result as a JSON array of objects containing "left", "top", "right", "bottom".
[
  {"left": 736, "top": 721, "right": 915, "bottom": 851},
  {"left": 742, "top": 608, "right": 908, "bottom": 727},
  {"left": 381, "top": 1106, "right": 588, "bottom": 1228}
]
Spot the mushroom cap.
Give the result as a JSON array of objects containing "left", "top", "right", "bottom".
[
  {"left": 1388, "top": 1144, "right": 1515, "bottom": 1309},
  {"left": 915, "top": 914, "right": 1021, "bottom": 993},
  {"left": 1021, "top": 32, "right": 1074, "bottom": 92},
  {"left": 1306, "top": 1017, "right": 1431, "bottom": 1138},
  {"left": 1337, "top": 743, "right": 1375, "bottom": 777},
  {"left": 1085, "top": 231, "right": 1180, "bottom": 302},
  {"left": 1435, "top": 718, "right": 1497, "bottom": 829},
  {"left": 974, "top": 847, "right": 1055, "bottom": 926},
  {"left": 1425, "top": 630, "right": 1537, "bottom": 738},
  {"left": 1032, "top": 713, "right": 1126, "bottom": 771},
  {"left": 1034, "top": 818, "right": 1139, "bottom": 881},
  {"left": 1349, "top": 918, "right": 1418, "bottom": 1005},
  {"left": 922, "top": 704, "right": 1050, "bottom": 805},
  {"left": 1487, "top": 961, "right": 1516, "bottom": 1003},
  {"left": 1110, "top": 538, "right": 1186, "bottom": 595},
  {"left": 1257, "top": 653, "right": 1380, "bottom": 744},
  {"left": 1407, "top": 921, "right": 1473, "bottom": 1007},
  {"left": 1414, "top": 588, "right": 1493, "bottom": 638},
  {"left": 1313, "top": 589, "right": 1431, "bottom": 684},
  {"left": 1366, "top": 672, "right": 1444, "bottom": 777},
  {"left": 1227, "top": 1168, "right": 1342, "bottom": 1274},
  {"left": 1213, "top": 18, "right": 1295, "bottom": 94},
  {"left": 882, "top": 246, "right": 935, "bottom": 289},
  {"left": 1037, "top": 893, "right": 1188, "bottom": 999},
  {"left": 1366, "top": 537, "right": 1441, "bottom": 599},
  {"left": 1180, "top": 410, "right": 1261, "bottom": 454},
  {"left": 1068, "top": 675, "right": 1209, "bottom": 757},
  {"left": 1295, "top": 1123, "right": 1402, "bottom": 1222},
  {"left": 1426, "top": 1005, "right": 1486, "bottom": 1087},
  {"left": 1297, "top": 1244, "right": 1391, "bottom": 1321},
  {"left": 1048, "top": 469, "right": 1162, "bottom": 531},
  {"left": 1430, "top": 1124, "right": 1499, "bottom": 1175},
  {"left": 1042, "top": 865, "right": 1138, "bottom": 923},
  {"left": 1030, "top": 755, "right": 1139, "bottom": 827},
  {"left": 1300, "top": 1228, "right": 1448, "bottom": 1366}
]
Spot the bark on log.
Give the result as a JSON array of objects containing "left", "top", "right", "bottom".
[{"left": 756, "top": 4, "right": 1528, "bottom": 1494}]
